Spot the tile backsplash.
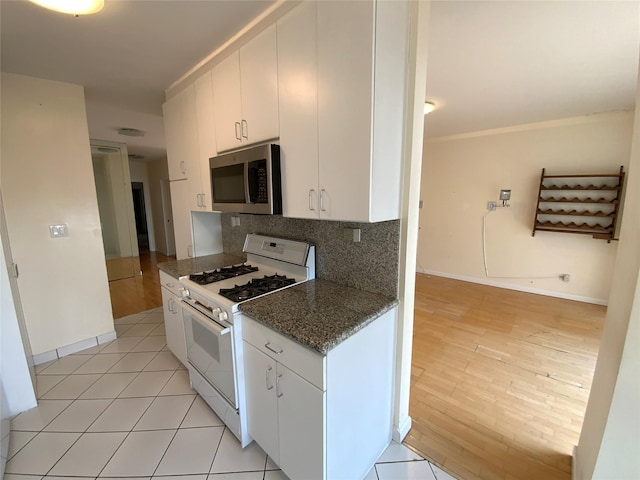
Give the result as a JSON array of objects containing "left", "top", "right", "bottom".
[{"left": 221, "top": 213, "right": 400, "bottom": 297}]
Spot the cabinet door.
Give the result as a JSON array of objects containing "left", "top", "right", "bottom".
[
  {"left": 212, "top": 52, "right": 243, "bottom": 152},
  {"left": 169, "top": 179, "right": 192, "bottom": 260},
  {"left": 278, "top": 362, "right": 325, "bottom": 480},
  {"left": 317, "top": 1, "right": 374, "bottom": 221},
  {"left": 161, "top": 286, "right": 187, "bottom": 366},
  {"left": 163, "top": 94, "right": 187, "bottom": 181},
  {"left": 243, "top": 342, "right": 280, "bottom": 463},
  {"left": 181, "top": 85, "right": 203, "bottom": 211},
  {"left": 240, "top": 24, "right": 279, "bottom": 145},
  {"left": 195, "top": 71, "right": 217, "bottom": 210},
  {"left": 277, "top": 2, "right": 320, "bottom": 220}
]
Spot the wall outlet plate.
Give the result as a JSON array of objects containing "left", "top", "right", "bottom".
[
  {"left": 49, "top": 224, "right": 68, "bottom": 238},
  {"left": 343, "top": 228, "right": 361, "bottom": 243}
]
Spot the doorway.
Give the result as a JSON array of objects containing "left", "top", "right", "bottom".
[
  {"left": 131, "top": 182, "right": 149, "bottom": 252},
  {"left": 90, "top": 140, "right": 140, "bottom": 281}
]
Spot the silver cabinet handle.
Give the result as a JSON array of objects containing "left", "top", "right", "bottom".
[
  {"left": 320, "top": 189, "right": 327, "bottom": 212},
  {"left": 167, "top": 282, "right": 175, "bottom": 288},
  {"left": 264, "top": 342, "right": 283, "bottom": 355},
  {"left": 235, "top": 122, "right": 241, "bottom": 140},
  {"left": 265, "top": 367, "right": 273, "bottom": 391},
  {"left": 200, "top": 193, "right": 206, "bottom": 208},
  {"left": 187, "top": 245, "right": 193, "bottom": 258},
  {"left": 180, "top": 160, "right": 186, "bottom": 175},
  {"left": 168, "top": 297, "right": 174, "bottom": 314},
  {"left": 241, "top": 119, "right": 248, "bottom": 139},
  {"left": 309, "top": 189, "right": 316, "bottom": 211},
  {"left": 276, "top": 373, "right": 283, "bottom": 398}
]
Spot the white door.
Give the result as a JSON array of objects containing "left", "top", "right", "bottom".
[
  {"left": 212, "top": 52, "right": 243, "bottom": 152},
  {"left": 240, "top": 24, "right": 279, "bottom": 146},
  {"left": 169, "top": 179, "right": 192, "bottom": 260},
  {"left": 160, "top": 286, "right": 187, "bottom": 366},
  {"left": 317, "top": 1, "right": 374, "bottom": 221},
  {"left": 195, "top": 71, "right": 217, "bottom": 210},
  {"left": 243, "top": 342, "right": 280, "bottom": 463},
  {"left": 163, "top": 94, "right": 187, "bottom": 181},
  {"left": 277, "top": 362, "right": 325, "bottom": 480},
  {"left": 277, "top": 1, "right": 320, "bottom": 220}
]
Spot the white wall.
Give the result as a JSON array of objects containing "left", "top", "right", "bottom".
[
  {"left": 1, "top": 231, "right": 37, "bottom": 478},
  {"left": 1, "top": 73, "right": 114, "bottom": 356},
  {"left": 129, "top": 159, "right": 157, "bottom": 252},
  {"left": 418, "top": 111, "right": 634, "bottom": 303},
  {"left": 576, "top": 68, "right": 640, "bottom": 480}
]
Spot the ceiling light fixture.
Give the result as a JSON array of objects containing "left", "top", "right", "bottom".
[
  {"left": 28, "top": 0, "right": 104, "bottom": 15},
  {"left": 424, "top": 101, "right": 435, "bottom": 115},
  {"left": 118, "top": 128, "right": 145, "bottom": 137}
]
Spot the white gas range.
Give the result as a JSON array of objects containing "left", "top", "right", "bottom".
[{"left": 178, "top": 234, "right": 315, "bottom": 446}]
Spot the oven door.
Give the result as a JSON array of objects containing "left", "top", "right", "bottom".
[{"left": 182, "top": 302, "right": 237, "bottom": 408}]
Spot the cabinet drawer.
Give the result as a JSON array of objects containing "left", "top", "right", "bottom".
[
  {"left": 241, "top": 314, "right": 325, "bottom": 390},
  {"left": 159, "top": 270, "right": 183, "bottom": 297}
]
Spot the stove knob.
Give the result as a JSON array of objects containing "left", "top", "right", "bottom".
[
  {"left": 211, "top": 307, "right": 221, "bottom": 317},
  {"left": 181, "top": 288, "right": 190, "bottom": 298},
  {"left": 218, "top": 310, "right": 229, "bottom": 322}
]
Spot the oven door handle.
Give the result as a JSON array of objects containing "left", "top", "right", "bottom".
[{"left": 182, "top": 301, "right": 231, "bottom": 336}]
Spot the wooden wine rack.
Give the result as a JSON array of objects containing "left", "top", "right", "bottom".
[{"left": 532, "top": 167, "right": 625, "bottom": 241}]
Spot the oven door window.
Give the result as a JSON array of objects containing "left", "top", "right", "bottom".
[
  {"left": 211, "top": 164, "right": 245, "bottom": 203},
  {"left": 183, "top": 305, "right": 237, "bottom": 408}
]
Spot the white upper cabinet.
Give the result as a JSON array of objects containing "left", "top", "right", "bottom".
[
  {"left": 194, "top": 71, "right": 217, "bottom": 210},
  {"left": 164, "top": 79, "right": 215, "bottom": 212},
  {"left": 277, "top": 1, "right": 319, "bottom": 220},
  {"left": 163, "top": 94, "right": 187, "bottom": 181},
  {"left": 212, "top": 25, "right": 279, "bottom": 152},
  {"left": 279, "top": 0, "right": 409, "bottom": 222}
]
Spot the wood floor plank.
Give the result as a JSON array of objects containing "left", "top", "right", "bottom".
[
  {"left": 108, "top": 250, "right": 175, "bottom": 319},
  {"left": 406, "top": 274, "right": 604, "bottom": 480}
]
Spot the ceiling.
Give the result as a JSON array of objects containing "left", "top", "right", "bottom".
[
  {"left": 0, "top": 0, "right": 276, "bottom": 161},
  {"left": 424, "top": 1, "right": 640, "bottom": 138},
  {"left": 1, "top": 0, "right": 639, "bottom": 161}
]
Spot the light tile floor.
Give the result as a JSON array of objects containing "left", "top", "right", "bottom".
[{"left": 7, "top": 308, "right": 457, "bottom": 480}]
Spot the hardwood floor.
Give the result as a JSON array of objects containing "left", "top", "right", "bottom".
[
  {"left": 406, "top": 274, "right": 605, "bottom": 480},
  {"left": 108, "top": 250, "right": 175, "bottom": 319},
  {"left": 108, "top": 263, "right": 605, "bottom": 479}
]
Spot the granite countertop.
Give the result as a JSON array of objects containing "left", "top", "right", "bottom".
[
  {"left": 158, "top": 253, "right": 247, "bottom": 278},
  {"left": 239, "top": 279, "right": 399, "bottom": 355}
]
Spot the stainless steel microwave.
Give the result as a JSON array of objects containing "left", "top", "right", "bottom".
[{"left": 209, "top": 143, "right": 282, "bottom": 215}]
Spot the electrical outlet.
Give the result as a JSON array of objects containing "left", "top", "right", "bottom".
[
  {"left": 560, "top": 274, "right": 571, "bottom": 282},
  {"left": 49, "top": 224, "right": 68, "bottom": 238},
  {"left": 231, "top": 216, "right": 241, "bottom": 227},
  {"left": 487, "top": 201, "right": 497, "bottom": 211}
]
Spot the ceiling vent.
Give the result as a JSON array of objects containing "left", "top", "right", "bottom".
[{"left": 118, "top": 128, "right": 145, "bottom": 137}]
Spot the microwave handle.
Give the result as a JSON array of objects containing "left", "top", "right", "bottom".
[{"left": 243, "top": 161, "right": 250, "bottom": 204}]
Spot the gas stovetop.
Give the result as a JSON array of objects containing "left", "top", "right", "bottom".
[
  {"left": 219, "top": 274, "right": 296, "bottom": 302},
  {"left": 179, "top": 234, "right": 316, "bottom": 313},
  {"left": 188, "top": 264, "right": 259, "bottom": 285}
]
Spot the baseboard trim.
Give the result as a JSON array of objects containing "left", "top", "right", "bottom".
[
  {"left": 392, "top": 416, "right": 412, "bottom": 443},
  {"left": 417, "top": 269, "right": 607, "bottom": 306},
  {"left": 32, "top": 330, "right": 117, "bottom": 365}
]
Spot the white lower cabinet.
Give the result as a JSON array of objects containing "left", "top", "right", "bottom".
[
  {"left": 243, "top": 343, "right": 324, "bottom": 479},
  {"left": 160, "top": 271, "right": 187, "bottom": 366},
  {"left": 242, "top": 308, "right": 396, "bottom": 480}
]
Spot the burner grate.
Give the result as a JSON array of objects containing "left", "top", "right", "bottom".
[
  {"left": 219, "top": 274, "right": 296, "bottom": 302},
  {"left": 189, "top": 264, "right": 258, "bottom": 285}
]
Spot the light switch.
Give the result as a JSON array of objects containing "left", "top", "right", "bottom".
[{"left": 49, "top": 224, "right": 68, "bottom": 238}]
